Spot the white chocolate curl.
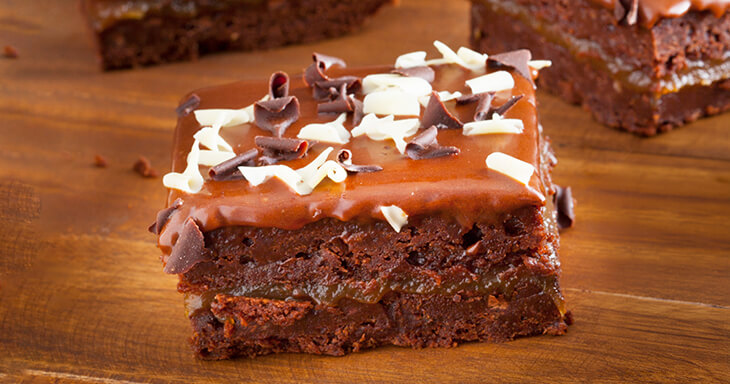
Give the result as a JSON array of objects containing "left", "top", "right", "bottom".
[
  {"left": 163, "top": 139, "right": 205, "bottom": 194},
  {"left": 363, "top": 90, "right": 421, "bottom": 116},
  {"left": 362, "top": 73, "right": 432, "bottom": 96},
  {"left": 380, "top": 205, "right": 409, "bottom": 232},
  {"left": 485, "top": 152, "right": 535, "bottom": 186},
  {"left": 238, "top": 147, "right": 347, "bottom": 196},
  {"left": 425, "top": 41, "right": 489, "bottom": 72},
  {"left": 528, "top": 60, "right": 552, "bottom": 70},
  {"left": 466, "top": 71, "right": 515, "bottom": 95},
  {"left": 351, "top": 114, "right": 420, "bottom": 154},
  {"left": 463, "top": 116, "right": 524, "bottom": 136},
  {"left": 395, "top": 51, "right": 428, "bottom": 69},
  {"left": 297, "top": 113, "right": 350, "bottom": 144}
]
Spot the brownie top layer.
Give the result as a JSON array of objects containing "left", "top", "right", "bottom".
[
  {"left": 81, "top": 0, "right": 266, "bottom": 31},
  {"left": 155, "top": 43, "right": 550, "bottom": 253},
  {"left": 590, "top": 0, "right": 729, "bottom": 27}
]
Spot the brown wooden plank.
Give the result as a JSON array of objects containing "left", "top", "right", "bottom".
[{"left": 1, "top": 0, "right": 729, "bottom": 382}]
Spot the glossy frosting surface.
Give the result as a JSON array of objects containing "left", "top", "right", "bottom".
[
  {"left": 158, "top": 64, "right": 546, "bottom": 252},
  {"left": 591, "top": 0, "right": 729, "bottom": 26}
]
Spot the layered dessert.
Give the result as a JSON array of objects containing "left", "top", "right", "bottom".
[
  {"left": 150, "top": 42, "right": 573, "bottom": 359},
  {"left": 470, "top": 0, "right": 730, "bottom": 135},
  {"left": 81, "top": 0, "right": 392, "bottom": 70}
]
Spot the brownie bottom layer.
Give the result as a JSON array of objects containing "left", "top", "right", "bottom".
[
  {"left": 191, "top": 288, "right": 570, "bottom": 360},
  {"left": 94, "top": 0, "right": 391, "bottom": 70},
  {"left": 470, "top": 3, "right": 730, "bottom": 135}
]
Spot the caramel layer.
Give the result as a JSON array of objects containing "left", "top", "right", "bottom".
[{"left": 158, "top": 64, "right": 547, "bottom": 254}]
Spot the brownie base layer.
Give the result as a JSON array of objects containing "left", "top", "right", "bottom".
[
  {"left": 470, "top": 1, "right": 730, "bottom": 135},
  {"left": 191, "top": 289, "right": 570, "bottom": 360},
  {"left": 89, "top": 0, "right": 391, "bottom": 70}
]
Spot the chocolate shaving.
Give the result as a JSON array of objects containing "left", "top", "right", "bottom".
[
  {"left": 456, "top": 93, "right": 482, "bottom": 105},
  {"left": 312, "top": 76, "right": 362, "bottom": 101},
  {"left": 176, "top": 93, "right": 201, "bottom": 117},
  {"left": 488, "top": 49, "right": 534, "bottom": 87},
  {"left": 93, "top": 154, "right": 108, "bottom": 168},
  {"left": 313, "top": 53, "right": 346, "bottom": 70},
  {"left": 351, "top": 97, "right": 364, "bottom": 126},
  {"left": 613, "top": 0, "right": 627, "bottom": 22},
  {"left": 148, "top": 198, "right": 183, "bottom": 234},
  {"left": 391, "top": 66, "right": 435, "bottom": 83},
  {"left": 208, "top": 148, "right": 259, "bottom": 181},
  {"left": 474, "top": 92, "right": 495, "bottom": 121},
  {"left": 491, "top": 95, "right": 524, "bottom": 117},
  {"left": 164, "top": 217, "right": 210, "bottom": 274},
  {"left": 3, "top": 45, "right": 18, "bottom": 59},
  {"left": 318, "top": 83, "right": 354, "bottom": 114},
  {"left": 405, "top": 126, "right": 460, "bottom": 160},
  {"left": 269, "top": 71, "right": 290, "bottom": 99},
  {"left": 336, "top": 149, "right": 383, "bottom": 173},
  {"left": 303, "top": 52, "right": 347, "bottom": 87},
  {"left": 255, "top": 136, "right": 309, "bottom": 165},
  {"left": 133, "top": 156, "right": 158, "bottom": 178},
  {"left": 554, "top": 185, "right": 575, "bottom": 230},
  {"left": 421, "top": 92, "right": 462, "bottom": 129},
  {"left": 254, "top": 96, "right": 300, "bottom": 137}
]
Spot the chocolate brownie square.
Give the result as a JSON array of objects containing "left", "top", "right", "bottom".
[
  {"left": 81, "top": 0, "right": 393, "bottom": 70},
  {"left": 470, "top": 0, "right": 730, "bottom": 135},
  {"left": 150, "top": 42, "right": 572, "bottom": 359}
]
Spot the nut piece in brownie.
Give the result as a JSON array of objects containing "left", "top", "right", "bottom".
[
  {"left": 151, "top": 41, "right": 572, "bottom": 359},
  {"left": 80, "top": 0, "right": 393, "bottom": 70},
  {"left": 470, "top": 0, "right": 730, "bottom": 135}
]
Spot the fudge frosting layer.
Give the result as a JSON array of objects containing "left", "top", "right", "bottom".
[
  {"left": 591, "top": 0, "right": 730, "bottom": 26},
  {"left": 158, "top": 59, "right": 547, "bottom": 254}
]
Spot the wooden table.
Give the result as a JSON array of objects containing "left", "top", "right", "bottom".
[{"left": 1, "top": 0, "right": 728, "bottom": 382}]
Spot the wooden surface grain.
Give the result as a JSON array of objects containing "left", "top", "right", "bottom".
[{"left": 1, "top": 0, "right": 729, "bottom": 382}]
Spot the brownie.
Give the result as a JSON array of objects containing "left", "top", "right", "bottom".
[
  {"left": 470, "top": 0, "right": 730, "bottom": 135},
  {"left": 81, "top": 0, "right": 393, "bottom": 70},
  {"left": 151, "top": 42, "right": 572, "bottom": 359}
]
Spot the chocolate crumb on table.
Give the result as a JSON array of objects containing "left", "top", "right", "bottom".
[
  {"left": 3, "top": 45, "right": 18, "bottom": 59},
  {"left": 79, "top": 0, "right": 394, "bottom": 70},
  {"left": 470, "top": 0, "right": 730, "bottom": 135},
  {"left": 93, "top": 154, "right": 108, "bottom": 168},
  {"left": 133, "top": 156, "right": 157, "bottom": 178},
  {"left": 151, "top": 41, "right": 572, "bottom": 360}
]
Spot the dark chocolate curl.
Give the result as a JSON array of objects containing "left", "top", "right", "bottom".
[
  {"left": 405, "top": 126, "right": 460, "bottom": 160},
  {"left": 312, "top": 76, "right": 362, "bottom": 101},
  {"left": 303, "top": 53, "right": 347, "bottom": 87},
  {"left": 148, "top": 198, "right": 183, "bottom": 234},
  {"left": 269, "top": 71, "right": 290, "bottom": 99},
  {"left": 391, "top": 66, "right": 435, "bottom": 83},
  {"left": 336, "top": 149, "right": 383, "bottom": 173},
  {"left": 176, "top": 93, "right": 200, "bottom": 117},
  {"left": 613, "top": 0, "right": 627, "bottom": 22},
  {"left": 208, "top": 148, "right": 259, "bottom": 181},
  {"left": 254, "top": 96, "right": 300, "bottom": 137},
  {"left": 491, "top": 95, "right": 524, "bottom": 118},
  {"left": 318, "top": 84, "right": 354, "bottom": 114},
  {"left": 255, "top": 136, "right": 309, "bottom": 164},
  {"left": 456, "top": 93, "right": 481, "bottom": 105},
  {"left": 488, "top": 49, "right": 534, "bottom": 87},
  {"left": 351, "top": 97, "right": 364, "bottom": 126},
  {"left": 304, "top": 62, "right": 328, "bottom": 87},
  {"left": 313, "top": 52, "right": 346, "bottom": 70},
  {"left": 554, "top": 185, "right": 575, "bottom": 230},
  {"left": 421, "top": 92, "right": 463, "bottom": 129},
  {"left": 164, "top": 218, "right": 210, "bottom": 274},
  {"left": 474, "top": 92, "right": 495, "bottom": 121}
]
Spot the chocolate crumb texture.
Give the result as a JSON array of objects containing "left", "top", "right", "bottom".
[{"left": 132, "top": 156, "right": 158, "bottom": 178}]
